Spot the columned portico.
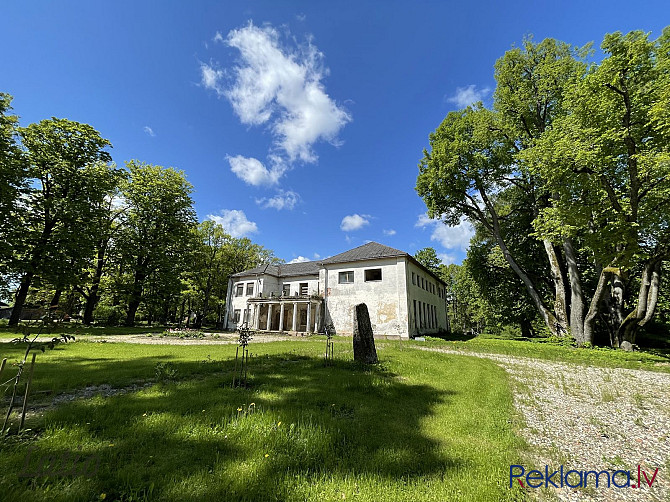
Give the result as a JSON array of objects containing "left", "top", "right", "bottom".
[{"left": 247, "top": 297, "right": 322, "bottom": 334}]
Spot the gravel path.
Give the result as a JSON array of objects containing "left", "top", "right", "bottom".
[{"left": 418, "top": 346, "right": 670, "bottom": 501}]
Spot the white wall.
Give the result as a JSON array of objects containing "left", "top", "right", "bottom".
[{"left": 321, "top": 257, "right": 409, "bottom": 338}]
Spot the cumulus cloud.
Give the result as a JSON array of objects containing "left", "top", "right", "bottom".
[
  {"left": 203, "top": 22, "right": 351, "bottom": 186},
  {"left": 288, "top": 256, "right": 311, "bottom": 264},
  {"left": 143, "top": 126, "right": 155, "bottom": 137},
  {"left": 446, "top": 85, "right": 490, "bottom": 108},
  {"left": 207, "top": 209, "right": 258, "bottom": 238},
  {"left": 256, "top": 189, "right": 300, "bottom": 210},
  {"left": 340, "top": 214, "right": 370, "bottom": 232},
  {"left": 227, "top": 155, "right": 284, "bottom": 186},
  {"left": 437, "top": 252, "right": 457, "bottom": 265},
  {"left": 383, "top": 229, "right": 396, "bottom": 236},
  {"left": 416, "top": 214, "right": 474, "bottom": 251}
]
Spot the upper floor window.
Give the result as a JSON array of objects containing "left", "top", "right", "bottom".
[
  {"left": 339, "top": 271, "right": 354, "bottom": 284},
  {"left": 246, "top": 283, "right": 254, "bottom": 296},
  {"left": 364, "top": 268, "right": 382, "bottom": 282},
  {"left": 412, "top": 272, "right": 416, "bottom": 285},
  {"left": 235, "top": 284, "right": 244, "bottom": 297},
  {"left": 282, "top": 284, "right": 291, "bottom": 296},
  {"left": 300, "top": 283, "right": 308, "bottom": 295}
]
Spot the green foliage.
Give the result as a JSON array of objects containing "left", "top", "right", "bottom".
[{"left": 414, "top": 247, "right": 441, "bottom": 274}]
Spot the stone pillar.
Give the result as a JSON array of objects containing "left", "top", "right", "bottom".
[
  {"left": 279, "top": 303, "right": 285, "bottom": 332},
  {"left": 315, "top": 303, "right": 321, "bottom": 332},
  {"left": 306, "top": 303, "right": 312, "bottom": 333},
  {"left": 254, "top": 305, "right": 260, "bottom": 329},
  {"left": 292, "top": 302, "right": 298, "bottom": 331},
  {"left": 266, "top": 304, "right": 272, "bottom": 331},
  {"left": 353, "top": 303, "right": 378, "bottom": 364}
]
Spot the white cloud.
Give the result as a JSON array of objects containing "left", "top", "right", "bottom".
[
  {"left": 416, "top": 214, "right": 474, "bottom": 251},
  {"left": 143, "top": 126, "right": 155, "bottom": 137},
  {"left": 213, "top": 31, "right": 224, "bottom": 43},
  {"left": 288, "top": 256, "right": 311, "bottom": 264},
  {"left": 340, "top": 214, "right": 370, "bottom": 232},
  {"left": 223, "top": 23, "right": 351, "bottom": 164},
  {"left": 383, "top": 229, "right": 396, "bottom": 236},
  {"left": 446, "top": 85, "right": 490, "bottom": 108},
  {"left": 207, "top": 209, "right": 258, "bottom": 238},
  {"left": 256, "top": 189, "right": 299, "bottom": 210},
  {"left": 296, "top": 13, "right": 306, "bottom": 22},
  {"left": 200, "top": 62, "right": 225, "bottom": 96},
  {"left": 437, "top": 252, "right": 457, "bottom": 265},
  {"left": 227, "top": 155, "right": 284, "bottom": 186}
]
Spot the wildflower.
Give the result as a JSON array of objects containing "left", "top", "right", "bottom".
[
  {"left": 264, "top": 454, "right": 269, "bottom": 458},
  {"left": 108, "top": 443, "right": 114, "bottom": 447},
  {"left": 100, "top": 494, "right": 107, "bottom": 500},
  {"left": 237, "top": 407, "right": 242, "bottom": 412},
  {"left": 142, "top": 413, "right": 147, "bottom": 417},
  {"left": 277, "top": 421, "right": 282, "bottom": 426}
]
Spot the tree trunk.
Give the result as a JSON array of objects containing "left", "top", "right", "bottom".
[
  {"left": 9, "top": 272, "right": 34, "bottom": 326},
  {"left": 582, "top": 268, "right": 612, "bottom": 345},
  {"left": 543, "top": 240, "right": 568, "bottom": 335},
  {"left": 125, "top": 266, "right": 146, "bottom": 327},
  {"left": 563, "top": 238, "right": 585, "bottom": 342},
  {"left": 83, "top": 239, "right": 108, "bottom": 325},
  {"left": 615, "top": 259, "right": 662, "bottom": 350}
]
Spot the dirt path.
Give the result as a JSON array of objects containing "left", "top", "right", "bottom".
[{"left": 417, "top": 346, "right": 670, "bottom": 501}]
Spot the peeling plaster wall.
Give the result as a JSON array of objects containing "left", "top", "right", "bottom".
[{"left": 321, "top": 257, "right": 409, "bottom": 339}]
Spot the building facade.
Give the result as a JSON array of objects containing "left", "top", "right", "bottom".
[{"left": 224, "top": 242, "right": 448, "bottom": 339}]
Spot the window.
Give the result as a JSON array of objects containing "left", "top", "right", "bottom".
[
  {"left": 365, "top": 268, "right": 382, "bottom": 282},
  {"left": 420, "top": 277, "right": 424, "bottom": 289},
  {"left": 235, "top": 284, "right": 243, "bottom": 297},
  {"left": 339, "top": 271, "right": 354, "bottom": 284},
  {"left": 234, "top": 309, "right": 241, "bottom": 322},
  {"left": 282, "top": 284, "right": 291, "bottom": 296},
  {"left": 413, "top": 300, "right": 418, "bottom": 329},
  {"left": 412, "top": 272, "right": 416, "bottom": 285},
  {"left": 246, "top": 283, "right": 254, "bottom": 296},
  {"left": 300, "top": 283, "right": 308, "bottom": 295}
]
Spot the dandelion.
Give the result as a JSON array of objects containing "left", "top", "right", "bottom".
[
  {"left": 264, "top": 454, "right": 269, "bottom": 458},
  {"left": 277, "top": 421, "right": 282, "bottom": 426},
  {"left": 237, "top": 407, "right": 242, "bottom": 412},
  {"left": 100, "top": 494, "right": 107, "bottom": 500}
]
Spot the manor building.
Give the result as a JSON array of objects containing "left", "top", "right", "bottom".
[{"left": 224, "top": 241, "right": 448, "bottom": 339}]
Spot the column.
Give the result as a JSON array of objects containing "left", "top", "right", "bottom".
[
  {"left": 306, "top": 303, "right": 312, "bottom": 333},
  {"left": 279, "top": 303, "right": 285, "bottom": 332},
  {"left": 315, "top": 303, "right": 321, "bottom": 332},
  {"left": 254, "top": 305, "right": 260, "bottom": 329},
  {"left": 266, "top": 304, "right": 272, "bottom": 331},
  {"left": 292, "top": 302, "right": 298, "bottom": 331}
]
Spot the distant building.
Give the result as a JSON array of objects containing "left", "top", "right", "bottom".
[{"left": 224, "top": 242, "right": 448, "bottom": 339}]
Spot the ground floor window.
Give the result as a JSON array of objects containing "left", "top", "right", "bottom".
[{"left": 234, "top": 309, "right": 241, "bottom": 322}]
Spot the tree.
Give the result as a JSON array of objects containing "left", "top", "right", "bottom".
[
  {"left": 117, "top": 161, "right": 196, "bottom": 326},
  {"left": 527, "top": 28, "right": 670, "bottom": 347},
  {"left": 9, "top": 119, "right": 117, "bottom": 325},
  {"left": 0, "top": 93, "right": 27, "bottom": 297},
  {"left": 414, "top": 247, "right": 441, "bottom": 274}
]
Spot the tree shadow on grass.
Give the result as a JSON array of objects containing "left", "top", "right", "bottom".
[{"left": 1, "top": 352, "right": 465, "bottom": 501}]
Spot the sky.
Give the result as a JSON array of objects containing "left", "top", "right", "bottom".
[{"left": 2, "top": 1, "right": 668, "bottom": 265}]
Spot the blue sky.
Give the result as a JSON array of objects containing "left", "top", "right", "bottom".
[{"left": 3, "top": 1, "right": 667, "bottom": 265}]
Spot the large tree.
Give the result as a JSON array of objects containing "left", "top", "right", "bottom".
[
  {"left": 0, "top": 93, "right": 27, "bottom": 297},
  {"left": 117, "top": 160, "right": 196, "bottom": 326},
  {"left": 527, "top": 28, "right": 670, "bottom": 347},
  {"left": 9, "top": 118, "right": 117, "bottom": 325}
]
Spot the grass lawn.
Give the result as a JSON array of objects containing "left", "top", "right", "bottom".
[
  {"left": 422, "top": 335, "right": 670, "bottom": 373},
  {"left": 0, "top": 340, "right": 524, "bottom": 501}
]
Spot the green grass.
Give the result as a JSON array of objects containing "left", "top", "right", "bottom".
[
  {"left": 0, "top": 340, "right": 524, "bottom": 501},
  {"left": 421, "top": 335, "right": 670, "bottom": 373},
  {"left": 0, "top": 324, "right": 166, "bottom": 339}
]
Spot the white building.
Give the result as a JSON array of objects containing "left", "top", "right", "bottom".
[{"left": 224, "top": 242, "right": 449, "bottom": 339}]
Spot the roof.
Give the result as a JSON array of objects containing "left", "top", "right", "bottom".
[
  {"left": 232, "top": 261, "right": 320, "bottom": 278},
  {"left": 320, "top": 241, "right": 446, "bottom": 286},
  {"left": 231, "top": 242, "right": 446, "bottom": 286},
  {"left": 319, "top": 241, "right": 407, "bottom": 264}
]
